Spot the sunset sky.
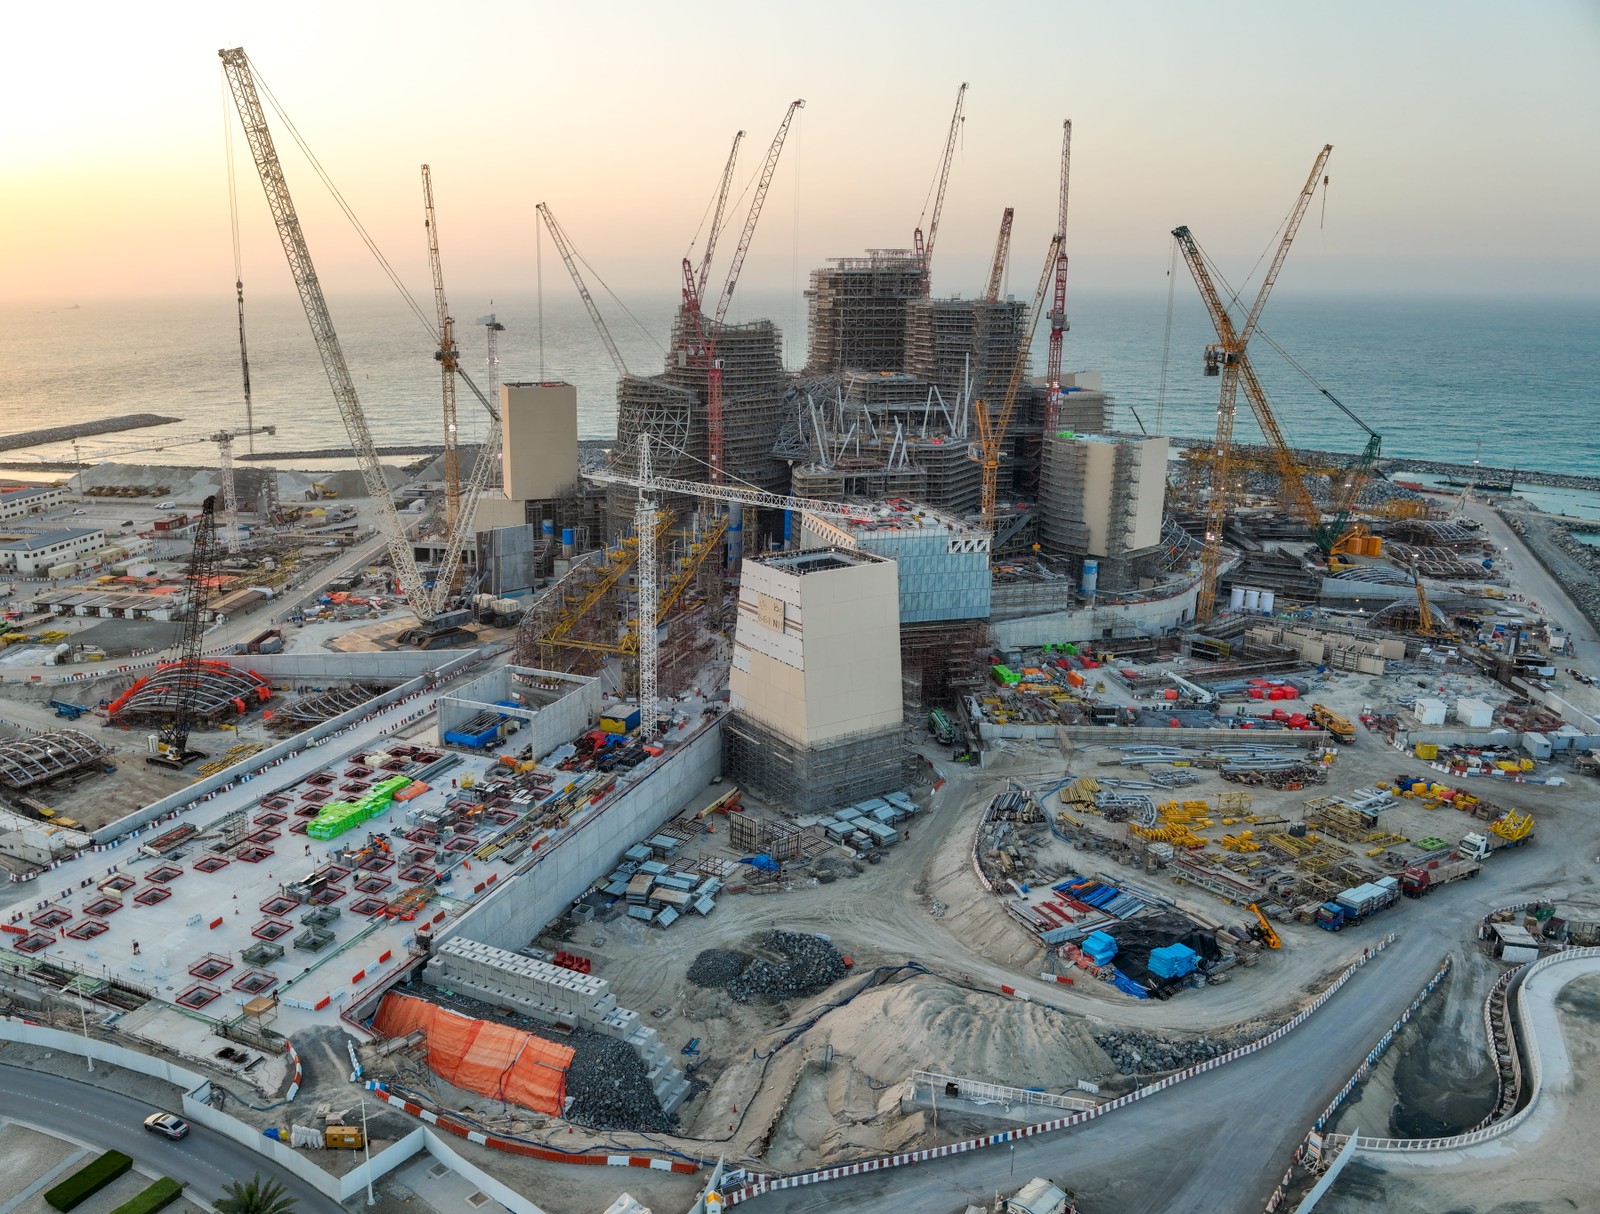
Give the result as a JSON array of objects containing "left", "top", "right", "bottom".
[{"left": 4, "top": 0, "right": 1597, "bottom": 307}]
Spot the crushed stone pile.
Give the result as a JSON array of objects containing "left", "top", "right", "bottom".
[
  {"left": 1093, "top": 1025, "right": 1272, "bottom": 1075},
  {"left": 728, "top": 931, "right": 847, "bottom": 1005},
  {"left": 558, "top": 1024, "right": 674, "bottom": 1132},
  {"left": 687, "top": 948, "right": 751, "bottom": 990}
]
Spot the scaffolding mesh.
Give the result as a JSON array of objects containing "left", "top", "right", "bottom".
[
  {"left": 804, "top": 253, "right": 925, "bottom": 374},
  {"left": 722, "top": 713, "right": 908, "bottom": 816}
]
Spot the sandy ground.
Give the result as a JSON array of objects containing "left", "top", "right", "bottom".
[{"left": 1316, "top": 971, "right": 1600, "bottom": 1213}]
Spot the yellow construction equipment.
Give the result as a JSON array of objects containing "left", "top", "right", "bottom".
[
  {"left": 1172, "top": 145, "right": 1334, "bottom": 619},
  {"left": 1247, "top": 902, "right": 1282, "bottom": 949},
  {"left": 976, "top": 232, "right": 1064, "bottom": 531},
  {"left": 1491, "top": 809, "right": 1534, "bottom": 843}
]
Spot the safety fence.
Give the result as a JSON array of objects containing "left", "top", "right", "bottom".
[
  {"left": 1260, "top": 953, "right": 1452, "bottom": 1212},
  {"left": 717, "top": 933, "right": 1398, "bottom": 1205},
  {"left": 1322, "top": 946, "right": 1600, "bottom": 1155}
]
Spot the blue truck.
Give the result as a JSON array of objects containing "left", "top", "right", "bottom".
[{"left": 1315, "top": 877, "right": 1400, "bottom": 931}]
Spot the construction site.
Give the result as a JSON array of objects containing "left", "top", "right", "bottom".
[{"left": 2, "top": 53, "right": 1600, "bottom": 1214}]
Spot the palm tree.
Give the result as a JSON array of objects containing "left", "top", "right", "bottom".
[{"left": 216, "top": 1175, "right": 298, "bottom": 1214}]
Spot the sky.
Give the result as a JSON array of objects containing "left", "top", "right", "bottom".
[{"left": 3, "top": 0, "right": 1598, "bottom": 307}]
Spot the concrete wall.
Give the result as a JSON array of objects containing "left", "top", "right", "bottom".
[
  {"left": 449, "top": 721, "right": 722, "bottom": 952},
  {"left": 731, "top": 549, "right": 902, "bottom": 747},
  {"left": 438, "top": 666, "right": 599, "bottom": 760},
  {"left": 501, "top": 382, "right": 578, "bottom": 501},
  {"left": 991, "top": 581, "right": 1201, "bottom": 649}
]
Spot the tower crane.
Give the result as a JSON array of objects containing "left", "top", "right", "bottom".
[
  {"left": 145, "top": 495, "right": 223, "bottom": 769},
  {"left": 682, "top": 101, "right": 803, "bottom": 484},
  {"left": 421, "top": 165, "right": 462, "bottom": 543},
  {"left": 1172, "top": 143, "right": 1333, "bottom": 620},
  {"left": 914, "top": 83, "right": 968, "bottom": 297},
  {"left": 689, "top": 131, "right": 744, "bottom": 307},
  {"left": 537, "top": 203, "right": 628, "bottom": 380},
  {"left": 1043, "top": 119, "right": 1072, "bottom": 430},
  {"left": 73, "top": 425, "right": 276, "bottom": 554},
  {"left": 220, "top": 47, "right": 500, "bottom": 631},
  {"left": 477, "top": 313, "right": 506, "bottom": 397},
  {"left": 975, "top": 232, "right": 1064, "bottom": 531},
  {"left": 585, "top": 437, "right": 894, "bottom": 739},
  {"left": 983, "top": 208, "right": 1014, "bottom": 303}
]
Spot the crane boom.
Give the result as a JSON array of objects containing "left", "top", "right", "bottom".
[
  {"left": 422, "top": 165, "right": 462, "bottom": 541},
  {"left": 914, "top": 82, "right": 968, "bottom": 297},
  {"left": 585, "top": 465, "right": 872, "bottom": 521},
  {"left": 220, "top": 47, "right": 468, "bottom": 626},
  {"left": 1239, "top": 144, "right": 1332, "bottom": 347},
  {"left": 536, "top": 202, "right": 628, "bottom": 380},
  {"left": 695, "top": 131, "right": 744, "bottom": 305},
  {"left": 1174, "top": 227, "right": 1326, "bottom": 527},
  {"left": 714, "top": 100, "right": 804, "bottom": 326},
  {"left": 975, "top": 232, "right": 1063, "bottom": 530},
  {"left": 983, "top": 207, "right": 1013, "bottom": 303},
  {"left": 1043, "top": 119, "right": 1072, "bottom": 429},
  {"left": 1172, "top": 145, "right": 1333, "bottom": 619}
]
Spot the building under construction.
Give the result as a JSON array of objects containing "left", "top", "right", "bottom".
[{"left": 804, "top": 252, "right": 927, "bottom": 375}]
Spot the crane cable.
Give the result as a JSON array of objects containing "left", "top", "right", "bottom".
[
  {"left": 248, "top": 61, "right": 436, "bottom": 342},
  {"left": 222, "top": 68, "right": 256, "bottom": 456},
  {"left": 1197, "top": 243, "right": 1375, "bottom": 438},
  {"left": 1155, "top": 235, "right": 1179, "bottom": 434}
]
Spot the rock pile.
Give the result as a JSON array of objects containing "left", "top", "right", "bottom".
[
  {"left": 554, "top": 1024, "right": 673, "bottom": 1132},
  {"left": 728, "top": 931, "right": 848, "bottom": 1005},
  {"left": 687, "top": 948, "right": 751, "bottom": 990},
  {"left": 1093, "top": 1026, "right": 1267, "bottom": 1075}
]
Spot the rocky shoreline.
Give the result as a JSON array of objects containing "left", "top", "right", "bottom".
[
  {"left": 0, "top": 413, "right": 183, "bottom": 454},
  {"left": 1500, "top": 509, "right": 1600, "bottom": 636}
]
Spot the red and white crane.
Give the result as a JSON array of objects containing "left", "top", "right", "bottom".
[{"left": 681, "top": 101, "right": 803, "bottom": 483}]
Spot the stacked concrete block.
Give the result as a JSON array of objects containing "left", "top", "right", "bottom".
[{"left": 422, "top": 936, "right": 689, "bottom": 1114}]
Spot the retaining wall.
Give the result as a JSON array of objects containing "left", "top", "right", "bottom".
[{"left": 447, "top": 721, "right": 723, "bottom": 952}]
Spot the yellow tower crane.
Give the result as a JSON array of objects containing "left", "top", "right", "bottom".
[
  {"left": 1172, "top": 144, "right": 1333, "bottom": 620},
  {"left": 976, "top": 232, "right": 1063, "bottom": 531}
]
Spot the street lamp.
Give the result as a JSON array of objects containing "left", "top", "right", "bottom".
[
  {"left": 361, "top": 1097, "right": 374, "bottom": 1205},
  {"left": 76, "top": 996, "right": 94, "bottom": 1073}
]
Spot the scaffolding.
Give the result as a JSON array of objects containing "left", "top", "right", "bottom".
[
  {"left": 903, "top": 297, "right": 1028, "bottom": 406},
  {"left": 722, "top": 712, "right": 909, "bottom": 816},
  {"left": 804, "top": 252, "right": 926, "bottom": 374},
  {"left": 772, "top": 373, "right": 981, "bottom": 517},
  {"left": 515, "top": 510, "right": 729, "bottom": 691}
]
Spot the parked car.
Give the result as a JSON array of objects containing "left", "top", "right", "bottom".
[{"left": 143, "top": 1112, "right": 190, "bottom": 1140}]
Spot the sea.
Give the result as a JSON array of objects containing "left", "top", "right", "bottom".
[{"left": 3, "top": 287, "right": 1597, "bottom": 502}]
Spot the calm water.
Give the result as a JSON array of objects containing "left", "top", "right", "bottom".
[{"left": 2, "top": 288, "right": 1596, "bottom": 477}]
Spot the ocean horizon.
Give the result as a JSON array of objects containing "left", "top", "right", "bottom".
[{"left": 3, "top": 288, "right": 1596, "bottom": 479}]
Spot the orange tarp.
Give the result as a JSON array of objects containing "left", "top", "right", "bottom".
[
  {"left": 392, "top": 782, "right": 430, "bottom": 802},
  {"left": 374, "top": 993, "right": 573, "bottom": 1115}
]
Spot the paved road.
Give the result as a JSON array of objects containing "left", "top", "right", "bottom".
[
  {"left": 0, "top": 1063, "right": 343, "bottom": 1212},
  {"left": 745, "top": 836, "right": 1568, "bottom": 1214}
]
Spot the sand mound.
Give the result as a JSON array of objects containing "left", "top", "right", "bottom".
[{"left": 816, "top": 975, "right": 1111, "bottom": 1091}]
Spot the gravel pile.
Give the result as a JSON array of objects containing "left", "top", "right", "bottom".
[
  {"left": 728, "top": 931, "right": 847, "bottom": 1005},
  {"left": 687, "top": 948, "right": 751, "bottom": 990},
  {"left": 809, "top": 855, "right": 863, "bottom": 882},
  {"left": 559, "top": 1024, "right": 673, "bottom": 1132},
  {"left": 1093, "top": 1026, "right": 1264, "bottom": 1075}
]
